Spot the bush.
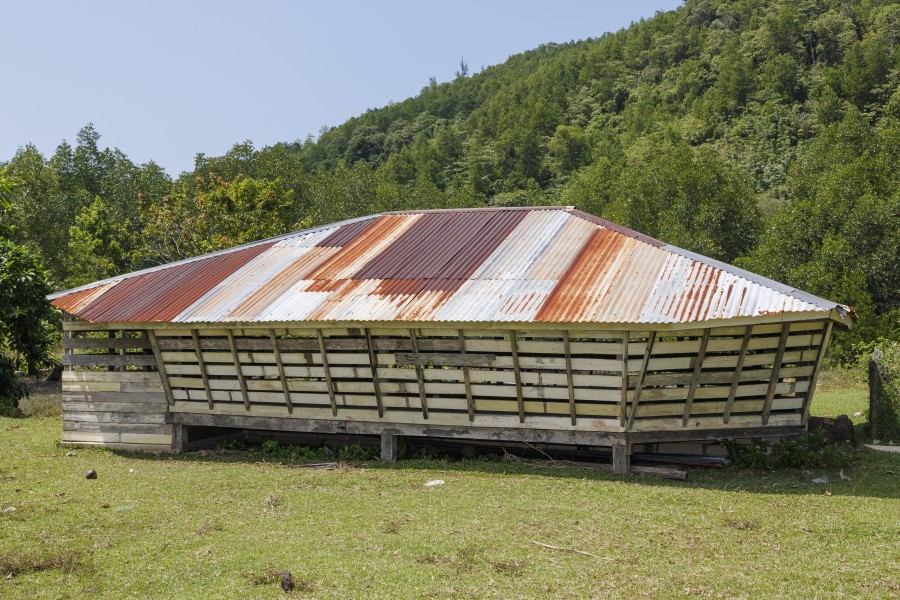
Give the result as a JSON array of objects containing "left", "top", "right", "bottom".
[{"left": 723, "top": 429, "right": 853, "bottom": 469}]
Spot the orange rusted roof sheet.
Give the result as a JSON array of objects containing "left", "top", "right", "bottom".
[{"left": 49, "top": 207, "right": 855, "bottom": 327}]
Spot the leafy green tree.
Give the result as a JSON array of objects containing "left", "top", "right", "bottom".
[
  {"left": 0, "top": 169, "right": 57, "bottom": 414},
  {"left": 141, "top": 175, "right": 300, "bottom": 263}
]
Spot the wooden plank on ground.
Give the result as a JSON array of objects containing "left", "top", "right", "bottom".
[{"left": 761, "top": 323, "right": 791, "bottom": 425}]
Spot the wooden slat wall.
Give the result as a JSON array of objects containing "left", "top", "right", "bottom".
[
  {"left": 61, "top": 327, "right": 172, "bottom": 451},
  {"left": 153, "top": 320, "right": 829, "bottom": 432}
]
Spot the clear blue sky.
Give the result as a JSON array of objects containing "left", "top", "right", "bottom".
[{"left": 1, "top": 0, "right": 682, "bottom": 176}]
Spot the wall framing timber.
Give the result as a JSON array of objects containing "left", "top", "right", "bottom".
[{"left": 60, "top": 316, "right": 834, "bottom": 465}]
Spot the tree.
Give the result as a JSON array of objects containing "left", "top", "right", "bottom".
[{"left": 0, "top": 169, "right": 57, "bottom": 415}]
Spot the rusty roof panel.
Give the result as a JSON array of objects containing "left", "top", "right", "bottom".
[
  {"left": 224, "top": 246, "right": 340, "bottom": 320},
  {"left": 307, "top": 214, "right": 422, "bottom": 281},
  {"left": 74, "top": 243, "right": 272, "bottom": 323},
  {"left": 52, "top": 281, "right": 116, "bottom": 314},
  {"left": 352, "top": 210, "right": 526, "bottom": 280},
  {"left": 314, "top": 216, "right": 378, "bottom": 247},
  {"left": 525, "top": 215, "right": 596, "bottom": 281},
  {"left": 50, "top": 206, "right": 853, "bottom": 327},
  {"left": 470, "top": 209, "right": 570, "bottom": 280}
]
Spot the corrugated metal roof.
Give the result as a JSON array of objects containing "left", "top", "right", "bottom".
[{"left": 49, "top": 206, "right": 855, "bottom": 327}]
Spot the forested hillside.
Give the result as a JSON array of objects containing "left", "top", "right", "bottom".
[{"left": 2, "top": 0, "right": 899, "bottom": 361}]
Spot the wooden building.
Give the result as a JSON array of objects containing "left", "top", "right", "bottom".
[{"left": 50, "top": 207, "right": 854, "bottom": 472}]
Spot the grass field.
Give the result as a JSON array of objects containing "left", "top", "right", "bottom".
[{"left": 2, "top": 380, "right": 898, "bottom": 598}]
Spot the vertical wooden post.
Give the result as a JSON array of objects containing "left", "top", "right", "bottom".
[
  {"left": 171, "top": 423, "right": 187, "bottom": 452},
  {"left": 682, "top": 329, "right": 711, "bottom": 427},
  {"left": 619, "top": 333, "right": 629, "bottom": 426},
  {"left": 316, "top": 329, "right": 338, "bottom": 416},
  {"left": 510, "top": 330, "right": 525, "bottom": 423},
  {"left": 626, "top": 332, "right": 656, "bottom": 431},
  {"left": 458, "top": 330, "right": 475, "bottom": 422},
  {"left": 562, "top": 331, "right": 576, "bottom": 425},
  {"left": 761, "top": 323, "right": 791, "bottom": 425},
  {"left": 226, "top": 330, "right": 250, "bottom": 411},
  {"left": 62, "top": 317, "right": 73, "bottom": 373},
  {"left": 147, "top": 330, "right": 175, "bottom": 408},
  {"left": 612, "top": 440, "right": 630, "bottom": 475},
  {"left": 409, "top": 329, "right": 429, "bottom": 419},
  {"left": 380, "top": 431, "right": 398, "bottom": 462},
  {"left": 191, "top": 329, "right": 214, "bottom": 410},
  {"left": 724, "top": 326, "right": 752, "bottom": 424},
  {"left": 801, "top": 322, "right": 833, "bottom": 423},
  {"left": 118, "top": 329, "right": 126, "bottom": 372},
  {"left": 365, "top": 328, "right": 384, "bottom": 418},
  {"left": 268, "top": 329, "right": 293, "bottom": 414}
]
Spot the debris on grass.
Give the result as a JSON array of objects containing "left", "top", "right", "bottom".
[
  {"left": 0, "top": 549, "right": 84, "bottom": 578},
  {"left": 424, "top": 479, "right": 445, "bottom": 487},
  {"left": 281, "top": 571, "right": 294, "bottom": 592},
  {"left": 85, "top": 469, "right": 97, "bottom": 480},
  {"left": 531, "top": 540, "right": 611, "bottom": 561},
  {"left": 811, "top": 476, "right": 829, "bottom": 484},
  {"left": 2, "top": 507, "right": 15, "bottom": 513}
]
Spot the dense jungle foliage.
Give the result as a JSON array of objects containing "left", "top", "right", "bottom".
[{"left": 2, "top": 0, "right": 899, "bottom": 362}]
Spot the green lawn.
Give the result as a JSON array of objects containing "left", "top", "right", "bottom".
[{"left": 2, "top": 382, "right": 898, "bottom": 598}]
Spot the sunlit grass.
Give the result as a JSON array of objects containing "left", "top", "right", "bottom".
[{"left": 1, "top": 379, "right": 897, "bottom": 598}]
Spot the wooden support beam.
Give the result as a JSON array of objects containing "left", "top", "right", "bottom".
[
  {"left": 801, "top": 322, "right": 833, "bottom": 423},
  {"left": 619, "top": 333, "right": 629, "bottom": 426},
  {"left": 612, "top": 442, "right": 630, "bottom": 475},
  {"left": 409, "top": 329, "right": 429, "bottom": 419},
  {"left": 761, "top": 323, "right": 791, "bottom": 425},
  {"left": 510, "top": 330, "right": 525, "bottom": 423},
  {"left": 364, "top": 328, "right": 384, "bottom": 418},
  {"left": 682, "top": 328, "right": 711, "bottom": 427},
  {"left": 146, "top": 330, "right": 175, "bottom": 407},
  {"left": 723, "top": 326, "right": 752, "bottom": 424},
  {"left": 191, "top": 329, "right": 214, "bottom": 410},
  {"left": 562, "top": 331, "right": 576, "bottom": 426},
  {"left": 118, "top": 329, "right": 126, "bottom": 372},
  {"left": 268, "top": 329, "right": 292, "bottom": 415},
  {"left": 226, "top": 330, "right": 250, "bottom": 411},
  {"left": 316, "top": 329, "right": 337, "bottom": 416},
  {"left": 458, "top": 330, "right": 475, "bottom": 422},
  {"left": 380, "top": 431, "right": 398, "bottom": 462},
  {"left": 626, "top": 332, "right": 656, "bottom": 431}
]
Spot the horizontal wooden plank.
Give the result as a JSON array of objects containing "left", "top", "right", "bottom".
[
  {"left": 60, "top": 440, "right": 173, "bottom": 453},
  {"left": 394, "top": 352, "right": 496, "bottom": 367},
  {"left": 631, "top": 412, "right": 802, "bottom": 432},
  {"left": 64, "top": 337, "right": 151, "bottom": 349},
  {"left": 62, "top": 391, "right": 168, "bottom": 404},
  {"left": 64, "top": 411, "right": 169, "bottom": 425},
  {"left": 63, "top": 421, "right": 171, "bottom": 435},
  {"left": 63, "top": 381, "right": 121, "bottom": 393},
  {"left": 63, "top": 371, "right": 163, "bottom": 384},
  {"left": 636, "top": 397, "right": 803, "bottom": 418},
  {"left": 63, "top": 401, "right": 168, "bottom": 414},
  {"left": 64, "top": 354, "right": 158, "bottom": 367}
]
